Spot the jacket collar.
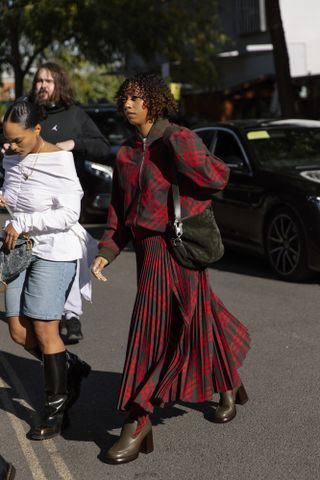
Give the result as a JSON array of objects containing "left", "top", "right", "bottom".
[
  {"left": 137, "top": 117, "right": 170, "bottom": 146},
  {"left": 45, "top": 103, "right": 69, "bottom": 114}
]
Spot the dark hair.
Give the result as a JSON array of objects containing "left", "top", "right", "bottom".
[
  {"left": 29, "top": 62, "right": 74, "bottom": 107},
  {"left": 3, "top": 100, "right": 45, "bottom": 129},
  {"left": 115, "top": 73, "right": 178, "bottom": 122}
]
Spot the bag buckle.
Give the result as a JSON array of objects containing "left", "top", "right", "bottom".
[
  {"left": 21, "top": 234, "right": 33, "bottom": 250},
  {"left": 171, "top": 219, "right": 183, "bottom": 247}
]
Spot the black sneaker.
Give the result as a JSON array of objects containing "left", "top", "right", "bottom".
[
  {"left": 59, "top": 317, "right": 68, "bottom": 337},
  {"left": 61, "top": 317, "right": 83, "bottom": 344}
]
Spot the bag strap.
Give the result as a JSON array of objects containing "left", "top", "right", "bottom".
[
  {"left": 164, "top": 125, "right": 183, "bottom": 237},
  {"left": 164, "top": 125, "right": 181, "bottom": 218},
  {"left": 1, "top": 202, "right": 15, "bottom": 220},
  {"left": 172, "top": 182, "right": 181, "bottom": 222}
]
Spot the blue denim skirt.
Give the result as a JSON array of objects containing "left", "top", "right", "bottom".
[{"left": 5, "top": 256, "right": 77, "bottom": 320}]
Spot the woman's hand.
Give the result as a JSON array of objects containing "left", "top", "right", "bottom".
[
  {"left": 3, "top": 223, "right": 19, "bottom": 250},
  {"left": 0, "top": 195, "right": 6, "bottom": 209},
  {"left": 1, "top": 143, "right": 17, "bottom": 156},
  {"left": 91, "top": 256, "right": 109, "bottom": 282}
]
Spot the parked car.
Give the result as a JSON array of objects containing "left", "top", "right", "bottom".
[
  {"left": 193, "top": 119, "right": 320, "bottom": 281},
  {"left": 78, "top": 104, "right": 132, "bottom": 222}
]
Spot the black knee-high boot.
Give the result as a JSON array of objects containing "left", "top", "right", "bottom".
[
  {"left": 65, "top": 351, "right": 91, "bottom": 409},
  {"left": 0, "top": 454, "right": 16, "bottom": 479},
  {"left": 29, "top": 351, "right": 69, "bottom": 440},
  {"left": 26, "top": 347, "right": 91, "bottom": 409}
]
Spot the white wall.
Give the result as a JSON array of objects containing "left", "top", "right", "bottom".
[{"left": 280, "top": 0, "right": 320, "bottom": 76}]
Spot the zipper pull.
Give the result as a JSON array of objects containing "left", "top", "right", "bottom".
[{"left": 142, "top": 137, "right": 147, "bottom": 152}]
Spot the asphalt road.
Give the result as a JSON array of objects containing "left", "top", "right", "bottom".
[{"left": 0, "top": 220, "right": 320, "bottom": 480}]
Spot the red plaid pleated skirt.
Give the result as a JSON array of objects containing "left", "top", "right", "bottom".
[{"left": 118, "top": 233, "right": 250, "bottom": 413}]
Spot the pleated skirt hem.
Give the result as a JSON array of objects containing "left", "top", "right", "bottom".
[{"left": 117, "top": 235, "right": 250, "bottom": 413}]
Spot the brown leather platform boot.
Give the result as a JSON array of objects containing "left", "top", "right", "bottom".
[
  {"left": 105, "top": 417, "right": 154, "bottom": 464},
  {"left": 212, "top": 384, "right": 249, "bottom": 424}
]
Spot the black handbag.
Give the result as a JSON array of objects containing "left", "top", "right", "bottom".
[
  {"left": 167, "top": 166, "right": 224, "bottom": 271},
  {"left": 0, "top": 204, "right": 33, "bottom": 288}
]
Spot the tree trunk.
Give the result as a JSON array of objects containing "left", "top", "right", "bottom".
[
  {"left": 265, "top": 0, "right": 295, "bottom": 117},
  {"left": 7, "top": 6, "right": 24, "bottom": 98},
  {"left": 13, "top": 67, "right": 24, "bottom": 98}
]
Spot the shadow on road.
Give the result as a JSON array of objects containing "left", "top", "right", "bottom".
[
  {"left": 0, "top": 349, "right": 214, "bottom": 463},
  {"left": 86, "top": 224, "right": 319, "bottom": 282},
  {"left": 210, "top": 250, "right": 274, "bottom": 280},
  {"left": 209, "top": 249, "right": 320, "bottom": 284}
]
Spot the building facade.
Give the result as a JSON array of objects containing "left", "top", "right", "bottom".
[{"left": 183, "top": 0, "right": 320, "bottom": 122}]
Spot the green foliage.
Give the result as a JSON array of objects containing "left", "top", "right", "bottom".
[
  {"left": 0, "top": 1, "right": 79, "bottom": 69},
  {"left": 0, "top": 0, "right": 226, "bottom": 96},
  {"left": 70, "top": 68, "right": 123, "bottom": 105},
  {"left": 38, "top": 47, "right": 124, "bottom": 103},
  {"left": 0, "top": 102, "right": 9, "bottom": 119},
  {"left": 76, "top": 0, "right": 226, "bottom": 87},
  {"left": 0, "top": 0, "right": 80, "bottom": 95}
]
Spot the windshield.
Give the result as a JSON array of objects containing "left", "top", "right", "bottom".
[{"left": 246, "top": 127, "right": 320, "bottom": 170}]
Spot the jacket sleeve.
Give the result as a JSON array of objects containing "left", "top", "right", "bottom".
[
  {"left": 98, "top": 162, "right": 131, "bottom": 263},
  {"left": 73, "top": 108, "right": 111, "bottom": 159},
  {"left": 10, "top": 193, "right": 81, "bottom": 235},
  {"left": 163, "top": 125, "right": 230, "bottom": 192}
]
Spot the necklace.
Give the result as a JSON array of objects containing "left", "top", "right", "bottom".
[{"left": 18, "top": 139, "right": 44, "bottom": 180}]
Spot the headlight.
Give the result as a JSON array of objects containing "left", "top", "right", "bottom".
[
  {"left": 307, "top": 195, "right": 320, "bottom": 208},
  {"left": 84, "top": 161, "right": 113, "bottom": 180}
]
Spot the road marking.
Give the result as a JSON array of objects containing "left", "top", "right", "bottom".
[
  {"left": 0, "top": 351, "right": 74, "bottom": 480},
  {"left": 41, "top": 440, "right": 74, "bottom": 480},
  {"left": 0, "top": 375, "right": 47, "bottom": 480}
]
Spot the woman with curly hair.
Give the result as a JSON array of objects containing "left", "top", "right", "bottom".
[{"left": 91, "top": 73, "right": 250, "bottom": 464}]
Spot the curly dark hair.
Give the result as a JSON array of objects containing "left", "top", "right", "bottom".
[
  {"left": 29, "top": 62, "right": 74, "bottom": 107},
  {"left": 115, "top": 73, "right": 178, "bottom": 122}
]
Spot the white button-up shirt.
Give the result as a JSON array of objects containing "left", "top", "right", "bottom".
[
  {"left": 2, "top": 150, "right": 86, "bottom": 260},
  {"left": 2, "top": 150, "right": 98, "bottom": 301}
]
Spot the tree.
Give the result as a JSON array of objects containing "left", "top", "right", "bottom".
[
  {"left": 0, "top": 0, "right": 80, "bottom": 97},
  {"left": 75, "top": 0, "right": 226, "bottom": 87},
  {"left": 45, "top": 47, "right": 124, "bottom": 104},
  {"left": 265, "top": 0, "right": 295, "bottom": 117},
  {"left": 0, "top": 0, "right": 226, "bottom": 98}
]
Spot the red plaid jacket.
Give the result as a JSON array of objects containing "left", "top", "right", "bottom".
[{"left": 98, "top": 118, "right": 229, "bottom": 262}]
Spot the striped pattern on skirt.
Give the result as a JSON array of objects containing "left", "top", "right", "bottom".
[{"left": 118, "top": 234, "right": 250, "bottom": 413}]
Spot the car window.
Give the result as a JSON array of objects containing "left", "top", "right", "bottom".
[
  {"left": 214, "top": 130, "right": 246, "bottom": 167},
  {"left": 194, "top": 129, "right": 215, "bottom": 150},
  {"left": 246, "top": 127, "right": 320, "bottom": 170},
  {"left": 86, "top": 110, "right": 131, "bottom": 146}
]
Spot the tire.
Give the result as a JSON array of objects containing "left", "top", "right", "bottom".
[{"left": 265, "top": 207, "right": 310, "bottom": 281}]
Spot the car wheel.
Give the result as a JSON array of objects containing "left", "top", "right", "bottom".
[{"left": 265, "top": 207, "right": 309, "bottom": 281}]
